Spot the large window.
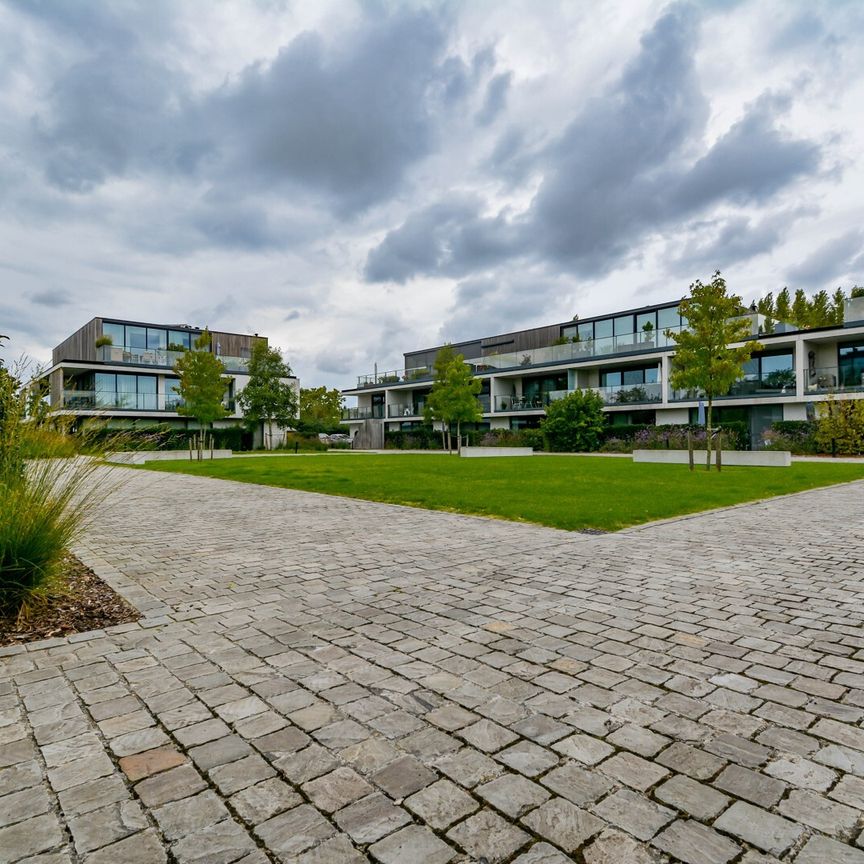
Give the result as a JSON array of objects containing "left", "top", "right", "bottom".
[
  {"left": 600, "top": 365, "right": 659, "bottom": 387},
  {"left": 657, "top": 306, "right": 681, "bottom": 329},
  {"left": 99, "top": 322, "right": 199, "bottom": 354},
  {"left": 613, "top": 315, "right": 634, "bottom": 336},
  {"left": 93, "top": 373, "right": 157, "bottom": 409},
  {"left": 839, "top": 342, "right": 864, "bottom": 387},
  {"left": 101, "top": 322, "right": 125, "bottom": 345}
]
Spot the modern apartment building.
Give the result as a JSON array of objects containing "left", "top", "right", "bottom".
[
  {"left": 341, "top": 297, "right": 864, "bottom": 448},
  {"left": 41, "top": 317, "right": 298, "bottom": 436}
]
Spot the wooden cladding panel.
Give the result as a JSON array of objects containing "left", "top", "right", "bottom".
[
  {"left": 481, "top": 323, "right": 561, "bottom": 356},
  {"left": 209, "top": 331, "right": 266, "bottom": 357},
  {"left": 52, "top": 318, "right": 101, "bottom": 365}
]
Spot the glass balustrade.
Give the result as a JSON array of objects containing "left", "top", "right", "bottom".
[
  {"left": 98, "top": 345, "right": 249, "bottom": 372},
  {"left": 61, "top": 390, "right": 235, "bottom": 412},
  {"left": 804, "top": 366, "right": 864, "bottom": 393},
  {"left": 670, "top": 370, "right": 798, "bottom": 401}
]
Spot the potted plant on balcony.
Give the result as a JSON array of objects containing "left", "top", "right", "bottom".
[
  {"left": 641, "top": 321, "right": 655, "bottom": 346},
  {"left": 167, "top": 342, "right": 187, "bottom": 353},
  {"left": 94, "top": 335, "right": 113, "bottom": 348}
]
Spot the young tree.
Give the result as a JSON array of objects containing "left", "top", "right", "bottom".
[
  {"left": 809, "top": 290, "right": 832, "bottom": 328},
  {"left": 816, "top": 395, "right": 864, "bottom": 456},
  {"left": 299, "top": 386, "right": 344, "bottom": 432},
  {"left": 831, "top": 288, "right": 848, "bottom": 325},
  {"left": 238, "top": 341, "right": 297, "bottom": 449},
  {"left": 173, "top": 330, "right": 230, "bottom": 458},
  {"left": 791, "top": 289, "right": 811, "bottom": 329},
  {"left": 424, "top": 345, "right": 482, "bottom": 452},
  {"left": 541, "top": 389, "right": 605, "bottom": 453},
  {"left": 667, "top": 272, "right": 761, "bottom": 469}
]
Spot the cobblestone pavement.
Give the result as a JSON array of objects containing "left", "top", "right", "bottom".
[{"left": 2, "top": 468, "right": 864, "bottom": 863}]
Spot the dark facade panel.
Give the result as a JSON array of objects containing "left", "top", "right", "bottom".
[{"left": 52, "top": 318, "right": 101, "bottom": 365}]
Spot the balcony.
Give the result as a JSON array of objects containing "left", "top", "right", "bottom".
[
  {"left": 804, "top": 366, "right": 864, "bottom": 394},
  {"left": 670, "top": 370, "right": 798, "bottom": 402},
  {"left": 61, "top": 390, "right": 234, "bottom": 412},
  {"left": 342, "top": 405, "right": 385, "bottom": 421},
  {"left": 98, "top": 345, "right": 249, "bottom": 373},
  {"left": 356, "top": 367, "right": 432, "bottom": 389},
  {"left": 494, "top": 394, "right": 550, "bottom": 412}
]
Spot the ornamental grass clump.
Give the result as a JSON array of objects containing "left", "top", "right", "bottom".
[{"left": 0, "top": 365, "right": 107, "bottom": 616}]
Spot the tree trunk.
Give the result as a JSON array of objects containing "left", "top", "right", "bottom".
[
  {"left": 440, "top": 422, "right": 446, "bottom": 452},
  {"left": 706, "top": 400, "right": 713, "bottom": 471},
  {"left": 267, "top": 419, "right": 273, "bottom": 451},
  {"left": 456, "top": 421, "right": 461, "bottom": 454}
]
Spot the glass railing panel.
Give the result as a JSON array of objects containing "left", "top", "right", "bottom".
[
  {"left": 670, "top": 371, "right": 797, "bottom": 401},
  {"left": 804, "top": 366, "right": 864, "bottom": 393},
  {"left": 592, "top": 382, "right": 663, "bottom": 405},
  {"left": 97, "top": 345, "right": 246, "bottom": 371}
]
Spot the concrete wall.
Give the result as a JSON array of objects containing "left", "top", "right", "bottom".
[
  {"left": 633, "top": 449, "right": 791, "bottom": 467},
  {"left": 461, "top": 447, "right": 533, "bottom": 458},
  {"left": 656, "top": 407, "right": 690, "bottom": 425}
]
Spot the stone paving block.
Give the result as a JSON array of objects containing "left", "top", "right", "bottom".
[
  {"left": 302, "top": 766, "right": 373, "bottom": 813},
  {"left": 0, "top": 761, "right": 42, "bottom": 796},
  {"left": 764, "top": 755, "right": 836, "bottom": 791},
  {"left": 654, "top": 774, "right": 730, "bottom": 821},
  {"left": 704, "top": 733, "right": 770, "bottom": 768},
  {"left": 69, "top": 801, "right": 149, "bottom": 854},
  {"left": 459, "top": 719, "right": 519, "bottom": 753},
  {"left": 434, "top": 747, "right": 503, "bottom": 788},
  {"left": 511, "top": 714, "right": 571, "bottom": 745},
  {"left": 522, "top": 797, "right": 605, "bottom": 854},
  {"left": 188, "top": 735, "right": 253, "bottom": 772},
  {"left": 778, "top": 788, "right": 860, "bottom": 836},
  {"left": 252, "top": 725, "right": 310, "bottom": 759},
  {"left": 652, "top": 818, "right": 739, "bottom": 864},
  {"left": 512, "top": 841, "right": 576, "bottom": 863},
  {"left": 229, "top": 777, "right": 301, "bottom": 825},
  {"left": 426, "top": 704, "right": 477, "bottom": 731},
  {"left": 542, "top": 761, "right": 614, "bottom": 805},
  {"left": 118, "top": 747, "right": 186, "bottom": 782},
  {"left": 371, "top": 754, "right": 436, "bottom": 798},
  {"left": 713, "top": 801, "right": 802, "bottom": 856},
  {"left": 334, "top": 792, "right": 412, "bottom": 844},
  {"left": 274, "top": 743, "right": 337, "bottom": 784},
  {"left": 172, "top": 817, "right": 258, "bottom": 863},
  {"left": 0, "top": 812, "right": 63, "bottom": 861},
  {"left": 552, "top": 733, "right": 614, "bottom": 766},
  {"left": 82, "top": 828, "right": 167, "bottom": 864},
  {"left": 446, "top": 808, "right": 531, "bottom": 863},
  {"left": 57, "top": 774, "right": 129, "bottom": 817},
  {"left": 591, "top": 788, "right": 675, "bottom": 841},
  {"left": 476, "top": 772, "right": 550, "bottom": 818},
  {"left": 254, "top": 804, "right": 335, "bottom": 858},
  {"left": 209, "top": 753, "right": 275, "bottom": 795},
  {"left": 495, "top": 740, "right": 559, "bottom": 777},
  {"left": 152, "top": 790, "right": 228, "bottom": 840},
  {"left": 598, "top": 752, "right": 669, "bottom": 791},
  {"left": 606, "top": 724, "right": 670, "bottom": 758},
  {"left": 48, "top": 752, "right": 115, "bottom": 791},
  {"left": 794, "top": 836, "right": 864, "bottom": 864},
  {"left": 173, "top": 718, "right": 231, "bottom": 748},
  {"left": 0, "top": 785, "right": 52, "bottom": 828},
  {"left": 831, "top": 774, "right": 864, "bottom": 810},
  {"left": 583, "top": 828, "right": 663, "bottom": 864},
  {"left": 134, "top": 763, "right": 207, "bottom": 808},
  {"left": 405, "top": 777, "right": 478, "bottom": 828},
  {"left": 292, "top": 834, "right": 367, "bottom": 864},
  {"left": 368, "top": 824, "right": 455, "bottom": 864},
  {"left": 712, "top": 764, "right": 786, "bottom": 807}
]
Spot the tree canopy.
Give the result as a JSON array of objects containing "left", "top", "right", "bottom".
[
  {"left": 424, "top": 345, "right": 482, "bottom": 451},
  {"left": 173, "top": 329, "right": 230, "bottom": 430},
  {"left": 299, "top": 386, "right": 344, "bottom": 432},
  {"left": 668, "top": 272, "right": 761, "bottom": 468},
  {"left": 237, "top": 341, "right": 297, "bottom": 448},
  {"left": 758, "top": 286, "right": 848, "bottom": 332}
]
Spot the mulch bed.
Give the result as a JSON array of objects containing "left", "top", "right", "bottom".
[{"left": 0, "top": 554, "right": 140, "bottom": 647}]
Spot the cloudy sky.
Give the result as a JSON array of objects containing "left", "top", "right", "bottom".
[{"left": 1, "top": 0, "right": 863, "bottom": 389}]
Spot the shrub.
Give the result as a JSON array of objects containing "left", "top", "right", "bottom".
[
  {"left": 599, "top": 437, "right": 632, "bottom": 453},
  {"left": 277, "top": 433, "right": 328, "bottom": 452},
  {"left": 478, "top": 428, "right": 544, "bottom": 450},
  {"left": 385, "top": 427, "right": 444, "bottom": 450},
  {"left": 816, "top": 397, "right": 864, "bottom": 455},
  {"left": 1, "top": 372, "right": 107, "bottom": 615},
  {"left": 762, "top": 421, "right": 819, "bottom": 454},
  {"left": 542, "top": 389, "right": 606, "bottom": 452}
]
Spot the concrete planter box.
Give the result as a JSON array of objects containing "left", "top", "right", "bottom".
[
  {"left": 633, "top": 449, "right": 791, "bottom": 467},
  {"left": 460, "top": 446, "right": 533, "bottom": 458},
  {"left": 106, "top": 449, "right": 233, "bottom": 464}
]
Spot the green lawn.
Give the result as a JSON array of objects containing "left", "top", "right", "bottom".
[{"left": 141, "top": 453, "right": 864, "bottom": 532}]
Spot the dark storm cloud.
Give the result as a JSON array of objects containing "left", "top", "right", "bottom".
[
  {"left": 365, "top": 4, "right": 824, "bottom": 283},
  {"left": 30, "top": 288, "right": 71, "bottom": 306},
  {"left": 787, "top": 229, "right": 864, "bottom": 286},
  {"left": 24, "top": 4, "right": 474, "bottom": 216}
]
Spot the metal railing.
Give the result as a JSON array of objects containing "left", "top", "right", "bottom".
[
  {"left": 98, "top": 345, "right": 249, "bottom": 372},
  {"left": 341, "top": 405, "right": 385, "bottom": 421},
  {"left": 494, "top": 394, "right": 551, "bottom": 412},
  {"left": 670, "top": 370, "right": 797, "bottom": 401},
  {"left": 804, "top": 366, "right": 864, "bottom": 394},
  {"left": 356, "top": 367, "right": 432, "bottom": 388},
  {"left": 60, "top": 390, "right": 235, "bottom": 412}
]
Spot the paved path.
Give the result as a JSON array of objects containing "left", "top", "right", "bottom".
[{"left": 2, "top": 469, "right": 864, "bottom": 864}]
